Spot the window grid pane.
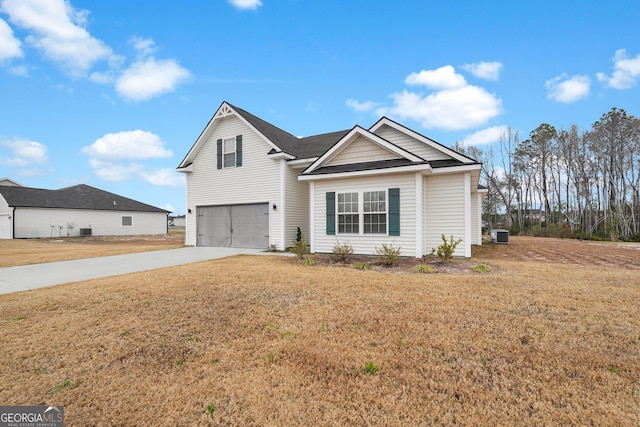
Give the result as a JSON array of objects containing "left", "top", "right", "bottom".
[
  {"left": 363, "top": 191, "right": 387, "bottom": 234},
  {"left": 337, "top": 192, "right": 359, "bottom": 234},
  {"left": 223, "top": 137, "right": 236, "bottom": 168}
]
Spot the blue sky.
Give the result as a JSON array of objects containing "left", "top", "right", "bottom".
[{"left": 1, "top": 0, "right": 639, "bottom": 215}]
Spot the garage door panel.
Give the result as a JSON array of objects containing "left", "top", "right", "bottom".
[
  {"left": 196, "top": 203, "right": 268, "bottom": 249},
  {"left": 230, "top": 203, "right": 269, "bottom": 248}
]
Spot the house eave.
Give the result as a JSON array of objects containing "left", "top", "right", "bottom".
[{"left": 267, "top": 151, "right": 296, "bottom": 160}]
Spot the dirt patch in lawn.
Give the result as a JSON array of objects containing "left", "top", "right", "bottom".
[
  {"left": 0, "top": 248, "right": 638, "bottom": 426},
  {"left": 473, "top": 236, "right": 640, "bottom": 269},
  {"left": 0, "top": 232, "right": 184, "bottom": 267}
]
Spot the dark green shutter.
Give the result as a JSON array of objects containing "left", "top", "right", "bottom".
[
  {"left": 216, "top": 139, "right": 222, "bottom": 169},
  {"left": 326, "top": 192, "right": 335, "bottom": 235},
  {"left": 236, "top": 135, "right": 243, "bottom": 167},
  {"left": 389, "top": 188, "right": 400, "bottom": 236}
]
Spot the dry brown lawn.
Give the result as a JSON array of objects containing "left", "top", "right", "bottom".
[
  {"left": 0, "top": 237, "right": 639, "bottom": 426},
  {"left": 0, "top": 232, "right": 184, "bottom": 267}
]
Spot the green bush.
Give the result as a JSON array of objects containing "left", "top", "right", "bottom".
[
  {"left": 290, "top": 232, "right": 307, "bottom": 259},
  {"left": 332, "top": 240, "right": 354, "bottom": 263},
  {"left": 374, "top": 243, "right": 401, "bottom": 266},
  {"left": 431, "top": 234, "right": 462, "bottom": 262},
  {"left": 354, "top": 262, "right": 371, "bottom": 270},
  {"left": 302, "top": 257, "right": 316, "bottom": 266},
  {"left": 472, "top": 263, "right": 491, "bottom": 273},
  {"left": 414, "top": 264, "right": 435, "bottom": 273},
  {"left": 362, "top": 361, "right": 379, "bottom": 375}
]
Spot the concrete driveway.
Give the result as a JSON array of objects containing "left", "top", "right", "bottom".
[{"left": 0, "top": 247, "right": 289, "bottom": 295}]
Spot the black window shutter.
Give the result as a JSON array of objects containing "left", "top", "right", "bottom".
[
  {"left": 389, "top": 188, "right": 400, "bottom": 236},
  {"left": 236, "top": 135, "right": 243, "bottom": 167},
  {"left": 216, "top": 139, "right": 222, "bottom": 169},
  {"left": 326, "top": 192, "right": 335, "bottom": 235}
]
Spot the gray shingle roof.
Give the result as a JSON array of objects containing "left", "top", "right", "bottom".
[
  {"left": 230, "top": 103, "right": 349, "bottom": 159},
  {"left": 0, "top": 184, "right": 169, "bottom": 213}
]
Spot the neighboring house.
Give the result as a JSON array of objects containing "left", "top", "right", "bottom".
[
  {"left": 177, "top": 102, "right": 487, "bottom": 257},
  {"left": 0, "top": 180, "right": 169, "bottom": 239},
  {"left": 168, "top": 214, "right": 186, "bottom": 229}
]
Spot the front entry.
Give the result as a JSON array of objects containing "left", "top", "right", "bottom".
[{"left": 196, "top": 203, "right": 269, "bottom": 248}]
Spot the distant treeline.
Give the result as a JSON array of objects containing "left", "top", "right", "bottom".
[{"left": 454, "top": 107, "right": 640, "bottom": 241}]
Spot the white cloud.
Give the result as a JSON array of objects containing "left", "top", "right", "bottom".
[
  {"left": 130, "top": 36, "right": 156, "bottom": 57},
  {"left": 461, "top": 126, "right": 509, "bottom": 146},
  {"left": 0, "top": 17, "right": 22, "bottom": 60},
  {"left": 161, "top": 203, "right": 176, "bottom": 213},
  {"left": 0, "top": 136, "right": 48, "bottom": 167},
  {"left": 115, "top": 58, "right": 191, "bottom": 101},
  {"left": 461, "top": 61, "right": 503, "bottom": 81},
  {"left": 8, "top": 65, "right": 28, "bottom": 76},
  {"left": 228, "top": 0, "right": 263, "bottom": 10},
  {"left": 82, "top": 130, "right": 173, "bottom": 160},
  {"left": 345, "top": 98, "right": 380, "bottom": 112},
  {"left": 381, "top": 85, "right": 502, "bottom": 131},
  {"left": 88, "top": 158, "right": 140, "bottom": 182},
  {"left": 596, "top": 49, "right": 640, "bottom": 89},
  {"left": 139, "top": 168, "right": 183, "bottom": 187},
  {"left": 405, "top": 65, "right": 467, "bottom": 90},
  {"left": 546, "top": 74, "right": 590, "bottom": 103},
  {"left": 1, "top": 0, "right": 121, "bottom": 76}
]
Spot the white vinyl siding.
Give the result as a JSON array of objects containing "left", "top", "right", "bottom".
[
  {"left": 185, "top": 114, "right": 281, "bottom": 247},
  {"left": 425, "top": 174, "right": 467, "bottom": 257},
  {"left": 471, "top": 191, "right": 480, "bottom": 245},
  {"left": 374, "top": 124, "right": 450, "bottom": 161},
  {"left": 325, "top": 136, "right": 399, "bottom": 166},
  {"left": 285, "top": 165, "right": 309, "bottom": 248},
  {"left": 12, "top": 208, "right": 166, "bottom": 238},
  {"left": 313, "top": 173, "right": 416, "bottom": 256}
]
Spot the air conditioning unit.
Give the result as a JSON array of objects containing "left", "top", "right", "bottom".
[
  {"left": 79, "top": 228, "right": 92, "bottom": 236},
  {"left": 490, "top": 229, "right": 509, "bottom": 244}
]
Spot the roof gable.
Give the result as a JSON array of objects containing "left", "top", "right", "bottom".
[
  {"left": 370, "top": 117, "right": 478, "bottom": 164},
  {"left": 0, "top": 184, "right": 169, "bottom": 213},
  {"left": 303, "top": 126, "right": 424, "bottom": 175}
]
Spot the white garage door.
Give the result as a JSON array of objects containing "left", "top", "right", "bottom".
[{"left": 196, "top": 203, "right": 269, "bottom": 248}]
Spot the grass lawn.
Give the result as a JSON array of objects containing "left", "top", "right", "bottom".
[{"left": 0, "top": 239, "right": 638, "bottom": 425}]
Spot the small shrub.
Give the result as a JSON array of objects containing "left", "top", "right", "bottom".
[
  {"left": 472, "top": 263, "right": 491, "bottom": 273},
  {"left": 290, "top": 233, "right": 307, "bottom": 259},
  {"left": 415, "top": 264, "right": 435, "bottom": 273},
  {"left": 431, "top": 234, "right": 462, "bottom": 263},
  {"left": 296, "top": 226, "right": 302, "bottom": 242},
  {"left": 206, "top": 403, "right": 216, "bottom": 416},
  {"left": 374, "top": 243, "right": 401, "bottom": 266},
  {"left": 362, "top": 361, "right": 379, "bottom": 375},
  {"left": 354, "top": 262, "right": 371, "bottom": 270},
  {"left": 302, "top": 257, "right": 316, "bottom": 266},
  {"left": 332, "top": 240, "right": 354, "bottom": 263}
]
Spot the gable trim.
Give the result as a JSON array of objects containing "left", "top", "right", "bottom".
[
  {"left": 369, "top": 117, "right": 477, "bottom": 164},
  {"left": 303, "top": 126, "right": 424, "bottom": 175},
  {"left": 177, "top": 101, "right": 283, "bottom": 170}
]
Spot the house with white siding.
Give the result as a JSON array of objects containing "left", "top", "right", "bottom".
[
  {"left": 177, "top": 101, "right": 486, "bottom": 257},
  {"left": 0, "top": 180, "right": 169, "bottom": 239}
]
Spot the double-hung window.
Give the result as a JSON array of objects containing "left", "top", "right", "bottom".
[
  {"left": 336, "top": 190, "right": 388, "bottom": 235},
  {"left": 337, "top": 192, "right": 359, "bottom": 234},
  {"left": 223, "top": 137, "right": 236, "bottom": 168},
  {"left": 363, "top": 191, "right": 386, "bottom": 234}
]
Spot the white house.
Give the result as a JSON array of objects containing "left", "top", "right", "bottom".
[
  {"left": 177, "top": 102, "right": 486, "bottom": 258},
  {"left": 0, "top": 180, "right": 170, "bottom": 239}
]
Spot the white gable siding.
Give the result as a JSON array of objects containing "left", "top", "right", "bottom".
[
  {"left": 325, "top": 136, "right": 400, "bottom": 167},
  {"left": 185, "top": 114, "right": 281, "bottom": 247},
  {"left": 285, "top": 165, "right": 309, "bottom": 247},
  {"left": 13, "top": 208, "right": 166, "bottom": 238},
  {"left": 312, "top": 173, "right": 416, "bottom": 256},
  {"left": 425, "top": 174, "right": 466, "bottom": 257},
  {"left": 374, "top": 124, "right": 450, "bottom": 161}
]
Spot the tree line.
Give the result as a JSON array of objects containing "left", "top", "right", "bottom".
[{"left": 454, "top": 107, "right": 640, "bottom": 241}]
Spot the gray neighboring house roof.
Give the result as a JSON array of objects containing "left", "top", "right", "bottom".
[{"left": 0, "top": 184, "right": 169, "bottom": 213}]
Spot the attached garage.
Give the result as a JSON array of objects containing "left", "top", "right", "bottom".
[{"left": 196, "top": 203, "right": 269, "bottom": 248}]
